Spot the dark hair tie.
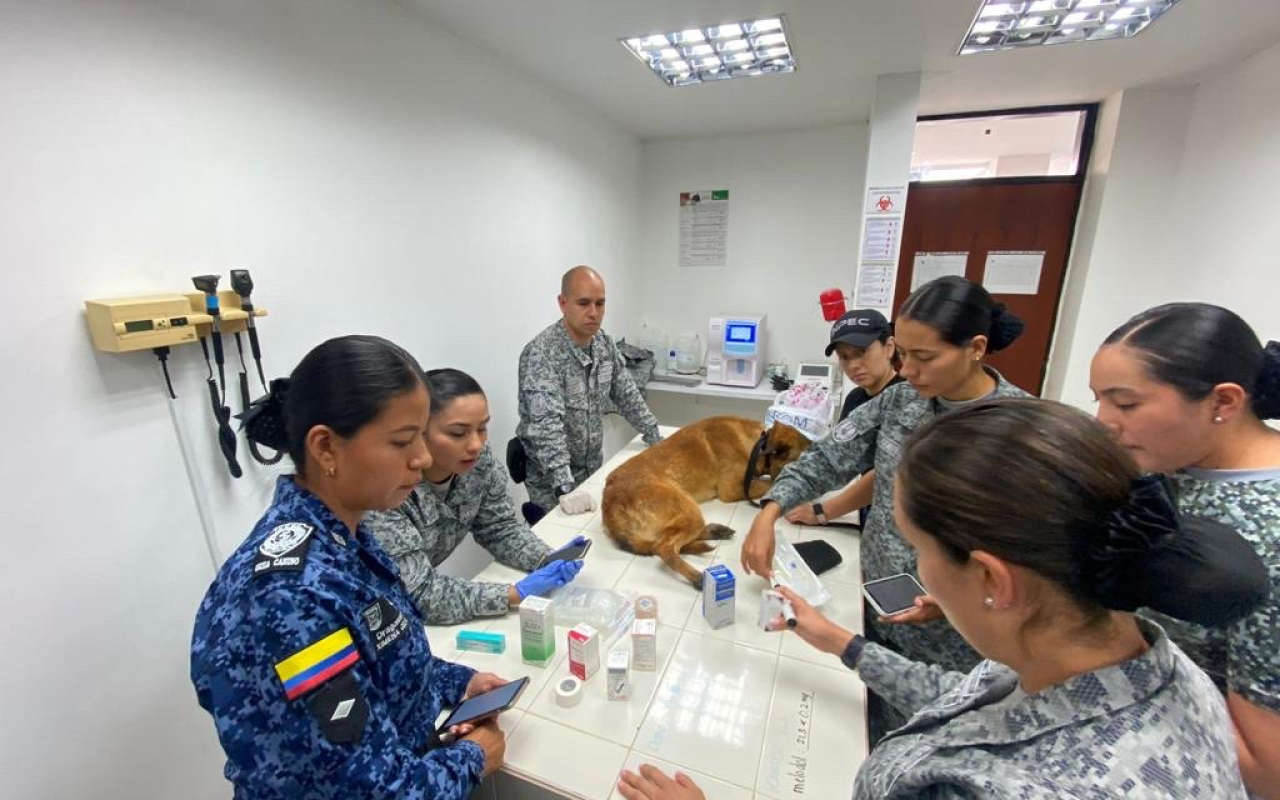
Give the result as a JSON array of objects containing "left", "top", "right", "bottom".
[
  {"left": 1085, "top": 473, "right": 1268, "bottom": 625},
  {"left": 1254, "top": 340, "right": 1280, "bottom": 420},
  {"left": 986, "top": 303, "right": 1026, "bottom": 352},
  {"left": 238, "top": 378, "right": 291, "bottom": 450},
  {"left": 1084, "top": 474, "right": 1177, "bottom": 612}
]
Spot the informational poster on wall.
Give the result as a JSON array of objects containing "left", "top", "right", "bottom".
[
  {"left": 860, "top": 217, "right": 901, "bottom": 263},
  {"left": 679, "top": 189, "right": 729, "bottom": 267},
  {"left": 855, "top": 264, "right": 895, "bottom": 308},
  {"left": 911, "top": 252, "right": 969, "bottom": 290},
  {"left": 864, "top": 184, "right": 907, "bottom": 216},
  {"left": 983, "top": 251, "right": 1045, "bottom": 295}
]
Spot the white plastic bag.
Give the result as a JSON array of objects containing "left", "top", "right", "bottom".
[
  {"left": 764, "top": 385, "right": 834, "bottom": 442},
  {"left": 772, "top": 537, "right": 831, "bottom": 607}
]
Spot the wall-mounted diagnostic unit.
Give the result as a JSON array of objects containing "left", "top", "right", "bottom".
[{"left": 85, "top": 278, "right": 274, "bottom": 479}]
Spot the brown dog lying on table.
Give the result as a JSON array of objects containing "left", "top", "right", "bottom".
[{"left": 602, "top": 416, "right": 811, "bottom": 587}]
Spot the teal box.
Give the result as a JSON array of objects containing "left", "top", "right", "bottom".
[{"left": 456, "top": 630, "right": 506, "bottom": 654}]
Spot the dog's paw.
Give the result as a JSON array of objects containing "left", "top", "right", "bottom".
[
  {"left": 691, "top": 574, "right": 704, "bottom": 591},
  {"left": 703, "top": 524, "right": 735, "bottom": 540}
]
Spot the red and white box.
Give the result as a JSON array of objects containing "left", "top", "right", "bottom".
[{"left": 567, "top": 623, "right": 600, "bottom": 681}]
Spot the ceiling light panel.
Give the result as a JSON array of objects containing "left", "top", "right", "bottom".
[
  {"left": 959, "top": 0, "right": 1182, "bottom": 54},
  {"left": 621, "top": 14, "right": 796, "bottom": 87}
]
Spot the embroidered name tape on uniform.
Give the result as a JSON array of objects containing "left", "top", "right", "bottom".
[
  {"left": 254, "top": 523, "right": 314, "bottom": 575},
  {"left": 275, "top": 627, "right": 361, "bottom": 701},
  {"left": 362, "top": 597, "right": 409, "bottom": 653}
]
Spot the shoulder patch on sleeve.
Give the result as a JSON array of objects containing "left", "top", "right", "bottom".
[
  {"left": 254, "top": 523, "right": 314, "bottom": 576},
  {"left": 831, "top": 417, "right": 859, "bottom": 444},
  {"left": 306, "top": 671, "right": 368, "bottom": 744},
  {"left": 275, "top": 627, "right": 362, "bottom": 701}
]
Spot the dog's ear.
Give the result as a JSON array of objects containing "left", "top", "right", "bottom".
[{"left": 766, "top": 423, "right": 811, "bottom": 460}]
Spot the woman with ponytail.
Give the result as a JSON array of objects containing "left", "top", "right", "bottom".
[
  {"left": 621, "top": 399, "right": 1258, "bottom": 800},
  {"left": 743, "top": 276, "right": 1030, "bottom": 679},
  {"left": 192, "top": 337, "right": 508, "bottom": 800},
  {"left": 1091, "top": 303, "right": 1280, "bottom": 798}
]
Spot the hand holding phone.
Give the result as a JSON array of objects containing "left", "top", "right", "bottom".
[
  {"left": 437, "top": 676, "right": 530, "bottom": 733},
  {"left": 861, "top": 573, "right": 927, "bottom": 618},
  {"left": 881, "top": 593, "right": 945, "bottom": 625},
  {"left": 538, "top": 536, "right": 592, "bottom": 569}
]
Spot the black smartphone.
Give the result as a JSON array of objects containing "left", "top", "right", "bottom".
[
  {"left": 862, "top": 573, "right": 926, "bottom": 617},
  {"left": 436, "top": 677, "right": 530, "bottom": 732},
  {"left": 537, "top": 538, "right": 593, "bottom": 569}
]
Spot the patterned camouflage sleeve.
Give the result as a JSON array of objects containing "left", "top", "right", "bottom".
[
  {"left": 762, "top": 390, "right": 886, "bottom": 512},
  {"left": 1228, "top": 559, "right": 1280, "bottom": 711},
  {"left": 607, "top": 337, "right": 661, "bottom": 445},
  {"left": 430, "top": 655, "right": 479, "bottom": 709},
  {"left": 857, "top": 641, "right": 968, "bottom": 719},
  {"left": 230, "top": 586, "right": 486, "bottom": 798},
  {"left": 364, "top": 508, "right": 513, "bottom": 625},
  {"left": 519, "top": 343, "right": 576, "bottom": 487},
  {"left": 471, "top": 450, "right": 553, "bottom": 572}
]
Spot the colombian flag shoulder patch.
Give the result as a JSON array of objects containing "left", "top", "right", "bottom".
[{"left": 275, "top": 628, "right": 361, "bottom": 701}]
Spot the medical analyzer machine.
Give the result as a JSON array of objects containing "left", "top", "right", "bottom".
[{"left": 706, "top": 314, "right": 767, "bottom": 387}]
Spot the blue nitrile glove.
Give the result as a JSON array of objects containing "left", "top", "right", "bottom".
[{"left": 515, "top": 559, "right": 583, "bottom": 599}]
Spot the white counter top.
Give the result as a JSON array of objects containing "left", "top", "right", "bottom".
[
  {"left": 430, "top": 428, "right": 868, "bottom": 800},
  {"left": 645, "top": 375, "right": 779, "bottom": 402}
]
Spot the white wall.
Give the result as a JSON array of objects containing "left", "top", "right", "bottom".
[
  {"left": 0, "top": 0, "right": 642, "bottom": 796},
  {"left": 637, "top": 125, "right": 869, "bottom": 380},
  {"left": 1047, "top": 41, "right": 1280, "bottom": 410}
]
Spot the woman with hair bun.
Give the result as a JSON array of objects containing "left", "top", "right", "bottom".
[
  {"left": 191, "top": 336, "right": 509, "bottom": 800},
  {"left": 366, "top": 367, "right": 585, "bottom": 625},
  {"left": 1092, "top": 302, "right": 1280, "bottom": 798},
  {"left": 743, "top": 276, "right": 1030, "bottom": 678},
  {"left": 622, "top": 398, "right": 1258, "bottom": 800}
]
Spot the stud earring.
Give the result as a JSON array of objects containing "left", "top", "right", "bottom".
[
  {"left": 983, "top": 597, "right": 994, "bottom": 608},
  {"left": 326, "top": 466, "right": 336, "bottom": 478},
  {"left": 1213, "top": 415, "right": 1224, "bottom": 424}
]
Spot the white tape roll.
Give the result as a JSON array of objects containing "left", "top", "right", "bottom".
[{"left": 554, "top": 675, "right": 583, "bottom": 707}]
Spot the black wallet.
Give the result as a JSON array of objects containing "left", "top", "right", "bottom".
[{"left": 794, "top": 540, "right": 843, "bottom": 575}]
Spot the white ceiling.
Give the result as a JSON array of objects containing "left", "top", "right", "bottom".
[{"left": 398, "top": 0, "right": 1280, "bottom": 140}]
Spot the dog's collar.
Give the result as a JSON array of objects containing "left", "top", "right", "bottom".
[{"left": 743, "top": 429, "right": 775, "bottom": 508}]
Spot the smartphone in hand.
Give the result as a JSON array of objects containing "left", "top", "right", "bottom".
[
  {"left": 537, "top": 538, "right": 592, "bottom": 570},
  {"left": 862, "top": 573, "right": 926, "bottom": 617}
]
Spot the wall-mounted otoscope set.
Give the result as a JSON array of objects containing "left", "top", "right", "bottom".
[{"left": 85, "top": 271, "right": 280, "bottom": 478}]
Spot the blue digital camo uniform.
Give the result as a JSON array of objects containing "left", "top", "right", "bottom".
[
  {"left": 852, "top": 619, "right": 1247, "bottom": 799},
  {"left": 191, "top": 477, "right": 485, "bottom": 800},
  {"left": 1142, "top": 468, "right": 1280, "bottom": 714},
  {"left": 366, "top": 444, "right": 553, "bottom": 624},
  {"left": 517, "top": 320, "right": 660, "bottom": 509},
  {"left": 764, "top": 371, "right": 1028, "bottom": 673}
]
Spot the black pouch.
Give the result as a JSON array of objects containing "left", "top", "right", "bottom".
[
  {"left": 794, "top": 540, "right": 843, "bottom": 576},
  {"left": 506, "top": 437, "right": 527, "bottom": 484}
]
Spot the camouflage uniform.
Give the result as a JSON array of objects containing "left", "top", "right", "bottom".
[
  {"left": 191, "top": 477, "right": 485, "bottom": 800},
  {"left": 1141, "top": 468, "right": 1280, "bottom": 715},
  {"left": 764, "top": 372, "right": 1028, "bottom": 674},
  {"left": 365, "top": 444, "right": 553, "bottom": 625},
  {"left": 517, "top": 320, "right": 660, "bottom": 509},
  {"left": 852, "top": 619, "right": 1247, "bottom": 799}
]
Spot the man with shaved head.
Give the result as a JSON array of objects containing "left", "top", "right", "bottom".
[{"left": 517, "top": 266, "right": 661, "bottom": 516}]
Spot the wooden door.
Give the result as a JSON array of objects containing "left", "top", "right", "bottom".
[{"left": 891, "top": 181, "right": 1083, "bottom": 395}]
